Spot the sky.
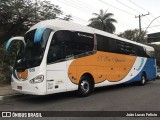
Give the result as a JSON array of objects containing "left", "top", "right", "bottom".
[{"left": 51, "top": 0, "right": 160, "bottom": 34}]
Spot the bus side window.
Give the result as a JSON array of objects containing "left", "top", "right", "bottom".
[
  {"left": 136, "top": 46, "right": 150, "bottom": 58},
  {"left": 96, "top": 34, "right": 117, "bottom": 53},
  {"left": 47, "top": 31, "right": 66, "bottom": 63},
  {"left": 71, "top": 32, "right": 94, "bottom": 56}
]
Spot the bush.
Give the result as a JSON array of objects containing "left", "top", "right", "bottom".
[
  {"left": 0, "top": 45, "right": 13, "bottom": 84},
  {"left": 0, "top": 63, "right": 12, "bottom": 84}
]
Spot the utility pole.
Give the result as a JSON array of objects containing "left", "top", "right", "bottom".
[{"left": 135, "top": 12, "right": 150, "bottom": 34}]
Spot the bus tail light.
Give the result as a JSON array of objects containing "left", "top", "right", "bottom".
[{"left": 30, "top": 75, "right": 44, "bottom": 84}]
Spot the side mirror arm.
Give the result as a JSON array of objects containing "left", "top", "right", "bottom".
[{"left": 5, "top": 37, "right": 26, "bottom": 51}]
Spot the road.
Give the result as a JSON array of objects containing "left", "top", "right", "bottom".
[{"left": 0, "top": 79, "right": 160, "bottom": 120}]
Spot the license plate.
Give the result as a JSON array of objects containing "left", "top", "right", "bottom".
[{"left": 17, "top": 86, "right": 22, "bottom": 90}]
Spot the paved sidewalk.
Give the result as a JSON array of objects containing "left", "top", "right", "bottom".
[{"left": 0, "top": 84, "right": 17, "bottom": 96}]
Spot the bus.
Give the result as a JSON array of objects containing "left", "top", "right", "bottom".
[{"left": 5, "top": 20, "right": 156, "bottom": 97}]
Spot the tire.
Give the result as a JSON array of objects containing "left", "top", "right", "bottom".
[
  {"left": 78, "top": 76, "right": 93, "bottom": 97},
  {"left": 139, "top": 74, "right": 147, "bottom": 86}
]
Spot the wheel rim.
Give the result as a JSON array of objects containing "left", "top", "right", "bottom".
[{"left": 80, "top": 80, "right": 90, "bottom": 93}]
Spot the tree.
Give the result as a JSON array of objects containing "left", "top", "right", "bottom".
[
  {"left": 88, "top": 9, "right": 117, "bottom": 33},
  {"left": 118, "top": 29, "right": 147, "bottom": 43},
  {"left": 0, "top": 0, "right": 72, "bottom": 45},
  {"left": 0, "top": 0, "right": 72, "bottom": 83}
]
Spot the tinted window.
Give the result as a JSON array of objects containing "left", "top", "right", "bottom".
[
  {"left": 96, "top": 34, "right": 154, "bottom": 58},
  {"left": 116, "top": 41, "right": 136, "bottom": 55},
  {"left": 47, "top": 31, "right": 68, "bottom": 63},
  {"left": 97, "top": 34, "right": 117, "bottom": 52},
  {"left": 47, "top": 31, "right": 94, "bottom": 64},
  {"left": 71, "top": 32, "right": 94, "bottom": 56},
  {"left": 136, "top": 46, "right": 155, "bottom": 58},
  {"left": 14, "top": 28, "right": 52, "bottom": 70}
]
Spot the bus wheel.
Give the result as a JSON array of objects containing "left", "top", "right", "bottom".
[
  {"left": 139, "top": 74, "right": 146, "bottom": 85},
  {"left": 78, "top": 76, "right": 93, "bottom": 97}
]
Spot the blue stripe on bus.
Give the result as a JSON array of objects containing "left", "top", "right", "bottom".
[
  {"left": 5, "top": 38, "right": 12, "bottom": 51},
  {"left": 126, "top": 58, "right": 156, "bottom": 83},
  {"left": 13, "top": 69, "right": 18, "bottom": 80},
  {"left": 34, "top": 28, "right": 45, "bottom": 43}
]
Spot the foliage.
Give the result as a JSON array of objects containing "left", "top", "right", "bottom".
[
  {"left": 0, "top": 0, "right": 72, "bottom": 45},
  {"left": 118, "top": 29, "right": 147, "bottom": 43},
  {"left": 0, "top": 0, "right": 72, "bottom": 83},
  {"left": 88, "top": 9, "right": 117, "bottom": 33}
]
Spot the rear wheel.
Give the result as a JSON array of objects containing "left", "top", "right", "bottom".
[
  {"left": 78, "top": 76, "right": 94, "bottom": 97},
  {"left": 139, "top": 74, "right": 147, "bottom": 85}
]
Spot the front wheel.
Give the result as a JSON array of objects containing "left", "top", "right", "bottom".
[{"left": 78, "top": 76, "right": 93, "bottom": 97}]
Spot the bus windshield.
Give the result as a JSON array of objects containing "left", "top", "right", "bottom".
[{"left": 14, "top": 28, "right": 52, "bottom": 70}]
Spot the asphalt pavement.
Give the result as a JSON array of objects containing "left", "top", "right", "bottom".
[{"left": 0, "top": 79, "right": 160, "bottom": 120}]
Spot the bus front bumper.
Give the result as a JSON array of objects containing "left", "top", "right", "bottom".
[{"left": 11, "top": 81, "right": 46, "bottom": 95}]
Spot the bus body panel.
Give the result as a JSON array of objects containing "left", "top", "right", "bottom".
[
  {"left": 46, "top": 60, "right": 79, "bottom": 94},
  {"left": 46, "top": 61, "right": 67, "bottom": 94},
  {"left": 11, "top": 66, "right": 47, "bottom": 95},
  {"left": 68, "top": 51, "right": 137, "bottom": 84},
  {"left": 67, "top": 52, "right": 153, "bottom": 88},
  {"left": 127, "top": 58, "right": 156, "bottom": 83}
]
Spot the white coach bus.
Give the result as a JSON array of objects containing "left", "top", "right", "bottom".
[{"left": 5, "top": 20, "right": 156, "bottom": 96}]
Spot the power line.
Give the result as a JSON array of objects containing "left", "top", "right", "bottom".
[
  {"left": 60, "top": 0, "right": 96, "bottom": 14},
  {"left": 58, "top": 0, "right": 92, "bottom": 14},
  {"left": 57, "top": 0, "right": 93, "bottom": 25},
  {"left": 128, "top": 0, "right": 160, "bottom": 29},
  {"left": 59, "top": 0, "right": 136, "bottom": 27},
  {"left": 99, "top": 0, "right": 135, "bottom": 16},
  {"left": 62, "top": 12, "right": 88, "bottom": 24},
  {"left": 56, "top": 0, "right": 158, "bottom": 33},
  {"left": 116, "top": 0, "right": 157, "bottom": 32},
  {"left": 135, "top": 13, "right": 150, "bottom": 34},
  {"left": 70, "top": 0, "right": 99, "bottom": 13},
  {"left": 57, "top": 0, "right": 103, "bottom": 25},
  {"left": 116, "top": 0, "right": 140, "bottom": 14},
  {"left": 99, "top": 0, "right": 156, "bottom": 32},
  {"left": 141, "top": 19, "right": 157, "bottom": 33},
  {"left": 128, "top": 0, "right": 149, "bottom": 13},
  {"left": 63, "top": 12, "right": 88, "bottom": 22},
  {"left": 76, "top": 0, "right": 100, "bottom": 12},
  {"left": 62, "top": 0, "right": 96, "bottom": 13}
]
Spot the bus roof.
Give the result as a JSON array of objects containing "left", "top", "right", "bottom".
[
  {"left": 28, "top": 19, "right": 94, "bottom": 34},
  {"left": 28, "top": 19, "right": 154, "bottom": 51}
]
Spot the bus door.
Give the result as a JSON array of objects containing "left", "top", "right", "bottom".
[{"left": 46, "top": 31, "right": 69, "bottom": 94}]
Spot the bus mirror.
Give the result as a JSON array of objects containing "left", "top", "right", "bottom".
[
  {"left": 34, "top": 27, "right": 45, "bottom": 43},
  {"left": 5, "top": 37, "right": 25, "bottom": 51}
]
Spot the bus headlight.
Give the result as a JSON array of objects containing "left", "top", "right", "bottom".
[{"left": 30, "top": 75, "right": 44, "bottom": 84}]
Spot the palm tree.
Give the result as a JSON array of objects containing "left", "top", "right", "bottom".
[{"left": 88, "top": 9, "right": 117, "bottom": 33}]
